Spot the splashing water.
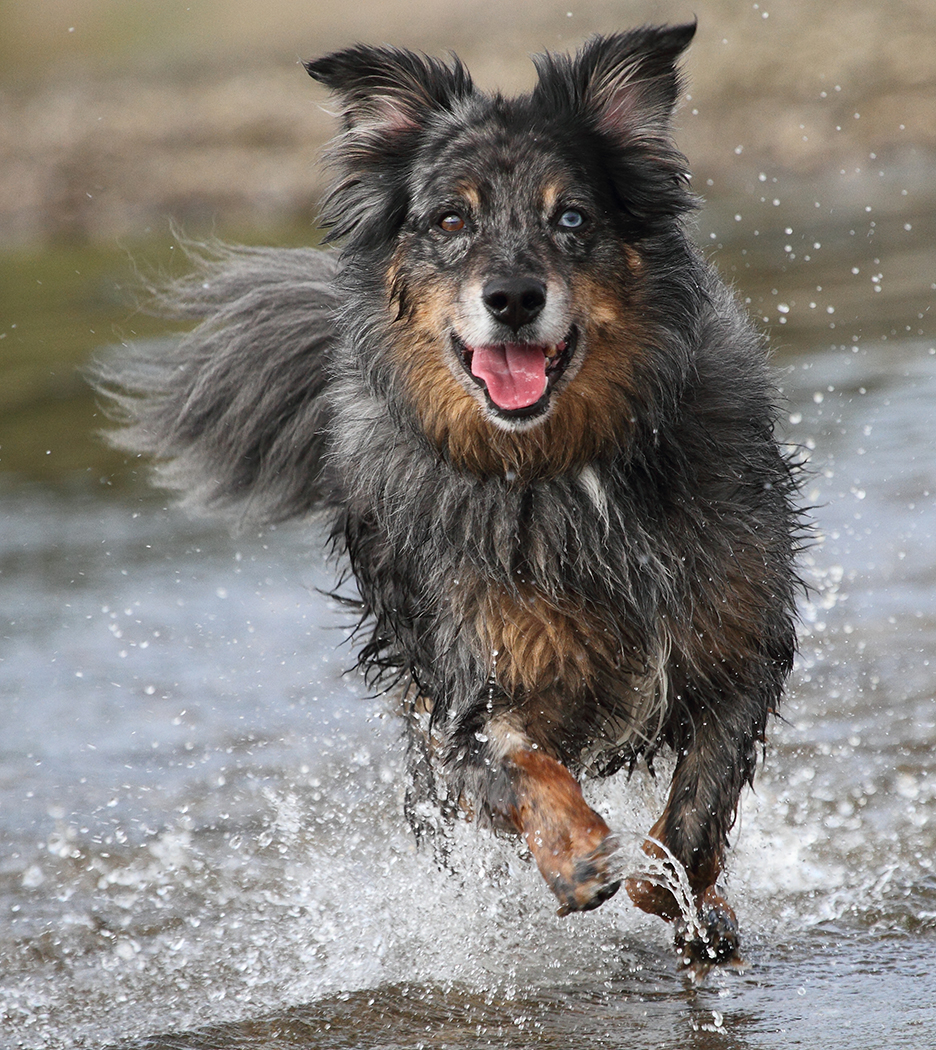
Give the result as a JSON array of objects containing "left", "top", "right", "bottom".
[{"left": 4, "top": 335, "right": 936, "bottom": 1047}]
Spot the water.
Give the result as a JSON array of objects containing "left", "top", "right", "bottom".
[{"left": 3, "top": 214, "right": 936, "bottom": 1045}]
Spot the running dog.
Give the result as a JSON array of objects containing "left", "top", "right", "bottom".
[{"left": 95, "top": 23, "right": 801, "bottom": 970}]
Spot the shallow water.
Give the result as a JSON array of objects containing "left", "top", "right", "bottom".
[
  {"left": 3, "top": 332, "right": 935, "bottom": 1049},
  {"left": 3, "top": 202, "right": 936, "bottom": 1047}
]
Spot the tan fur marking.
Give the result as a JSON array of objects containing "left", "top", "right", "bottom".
[
  {"left": 540, "top": 181, "right": 565, "bottom": 216},
  {"left": 472, "top": 584, "right": 620, "bottom": 698},
  {"left": 453, "top": 181, "right": 482, "bottom": 211},
  {"left": 623, "top": 798, "right": 741, "bottom": 969},
  {"left": 623, "top": 244, "right": 644, "bottom": 272},
  {"left": 388, "top": 265, "right": 654, "bottom": 479},
  {"left": 497, "top": 747, "right": 620, "bottom": 914}
]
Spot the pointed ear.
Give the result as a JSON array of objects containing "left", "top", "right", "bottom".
[
  {"left": 305, "top": 45, "right": 473, "bottom": 137},
  {"left": 304, "top": 47, "right": 474, "bottom": 247},
  {"left": 534, "top": 22, "right": 696, "bottom": 142},
  {"left": 532, "top": 24, "right": 697, "bottom": 228}
]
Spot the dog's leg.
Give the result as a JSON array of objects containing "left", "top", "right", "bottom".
[
  {"left": 489, "top": 746, "right": 621, "bottom": 915},
  {"left": 625, "top": 724, "right": 748, "bottom": 970},
  {"left": 624, "top": 809, "right": 740, "bottom": 970}
]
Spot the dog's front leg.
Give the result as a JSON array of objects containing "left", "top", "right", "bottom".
[
  {"left": 624, "top": 723, "right": 748, "bottom": 970},
  {"left": 624, "top": 809, "right": 740, "bottom": 970},
  {"left": 490, "top": 746, "right": 621, "bottom": 915}
]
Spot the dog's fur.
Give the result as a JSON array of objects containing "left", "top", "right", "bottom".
[{"left": 94, "top": 24, "right": 801, "bottom": 968}]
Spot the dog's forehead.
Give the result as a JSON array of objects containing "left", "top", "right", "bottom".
[{"left": 415, "top": 113, "right": 579, "bottom": 210}]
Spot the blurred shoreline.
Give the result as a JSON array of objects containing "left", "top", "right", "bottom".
[
  {"left": 1, "top": 1, "right": 934, "bottom": 485},
  {"left": 1, "top": 0, "right": 935, "bottom": 246}
]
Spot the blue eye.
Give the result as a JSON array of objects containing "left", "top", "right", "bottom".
[{"left": 557, "top": 208, "right": 585, "bottom": 230}]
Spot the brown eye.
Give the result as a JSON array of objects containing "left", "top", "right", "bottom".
[{"left": 438, "top": 212, "right": 466, "bottom": 233}]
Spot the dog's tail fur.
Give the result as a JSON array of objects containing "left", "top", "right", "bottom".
[{"left": 91, "top": 244, "right": 339, "bottom": 527}]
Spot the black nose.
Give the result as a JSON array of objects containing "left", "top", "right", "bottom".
[{"left": 482, "top": 277, "right": 547, "bottom": 332}]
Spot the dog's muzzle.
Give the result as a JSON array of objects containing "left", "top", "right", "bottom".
[{"left": 455, "top": 328, "right": 578, "bottom": 419}]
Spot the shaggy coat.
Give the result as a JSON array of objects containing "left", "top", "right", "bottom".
[{"left": 95, "top": 23, "right": 801, "bottom": 969}]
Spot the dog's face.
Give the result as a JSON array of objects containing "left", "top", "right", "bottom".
[
  {"left": 403, "top": 141, "right": 584, "bottom": 428},
  {"left": 390, "top": 124, "right": 646, "bottom": 432},
  {"left": 308, "top": 25, "right": 698, "bottom": 476}
]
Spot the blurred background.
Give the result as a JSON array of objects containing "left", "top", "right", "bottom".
[
  {"left": 3, "top": 3, "right": 936, "bottom": 1048},
  {"left": 1, "top": 0, "right": 934, "bottom": 482}
]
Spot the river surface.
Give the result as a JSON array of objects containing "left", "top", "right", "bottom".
[{"left": 2, "top": 182, "right": 936, "bottom": 1048}]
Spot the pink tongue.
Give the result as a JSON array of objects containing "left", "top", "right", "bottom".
[{"left": 469, "top": 343, "right": 548, "bottom": 411}]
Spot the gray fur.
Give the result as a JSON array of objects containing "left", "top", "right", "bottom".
[
  {"left": 93, "top": 244, "right": 339, "bottom": 526},
  {"left": 93, "top": 29, "right": 803, "bottom": 951}
]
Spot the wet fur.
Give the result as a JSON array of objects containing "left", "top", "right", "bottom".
[{"left": 93, "top": 24, "right": 801, "bottom": 966}]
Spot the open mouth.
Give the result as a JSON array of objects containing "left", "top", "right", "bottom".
[{"left": 455, "top": 328, "right": 577, "bottom": 418}]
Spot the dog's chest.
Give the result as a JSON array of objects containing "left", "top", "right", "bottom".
[
  {"left": 452, "top": 569, "right": 653, "bottom": 689},
  {"left": 447, "top": 571, "right": 669, "bottom": 753}
]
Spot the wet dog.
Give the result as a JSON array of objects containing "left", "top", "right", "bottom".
[{"left": 95, "top": 23, "right": 801, "bottom": 970}]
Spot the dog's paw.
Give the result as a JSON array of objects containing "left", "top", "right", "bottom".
[
  {"left": 553, "top": 833, "right": 622, "bottom": 916},
  {"left": 674, "top": 896, "right": 742, "bottom": 977},
  {"left": 504, "top": 748, "right": 621, "bottom": 916}
]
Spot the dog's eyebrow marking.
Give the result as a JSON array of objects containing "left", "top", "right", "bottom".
[
  {"left": 451, "top": 180, "right": 482, "bottom": 211},
  {"left": 540, "top": 181, "right": 568, "bottom": 215},
  {"left": 577, "top": 464, "right": 610, "bottom": 524}
]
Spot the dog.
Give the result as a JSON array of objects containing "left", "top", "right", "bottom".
[{"left": 94, "top": 22, "right": 801, "bottom": 970}]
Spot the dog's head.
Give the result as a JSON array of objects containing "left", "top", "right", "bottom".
[{"left": 307, "top": 25, "right": 699, "bottom": 477}]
